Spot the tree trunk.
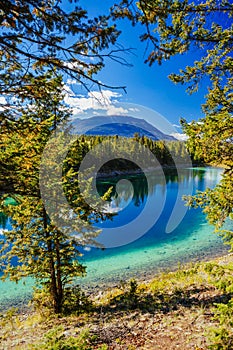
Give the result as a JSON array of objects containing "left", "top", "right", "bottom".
[
  {"left": 55, "top": 237, "right": 63, "bottom": 313},
  {"left": 43, "top": 206, "right": 61, "bottom": 313}
]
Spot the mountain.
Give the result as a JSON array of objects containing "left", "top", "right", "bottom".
[{"left": 72, "top": 115, "right": 176, "bottom": 141}]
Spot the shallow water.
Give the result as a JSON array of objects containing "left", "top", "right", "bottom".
[
  {"left": 78, "top": 167, "right": 229, "bottom": 286},
  {"left": 0, "top": 167, "right": 231, "bottom": 310}
]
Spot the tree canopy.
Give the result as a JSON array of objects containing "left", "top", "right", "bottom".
[
  {"left": 0, "top": 0, "right": 233, "bottom": 316},
  {"left": 112, "top": 0, "right": 232, "bottom": 95},
  {"left": 0, "top": 0, "right": 128, "bottom": 107},
  {"left": 112, "top": 0, "right": 233, "bottom": 244},
  {"left": 0, "top": 75, "right": 112, "bottom": 313},
  {"left": 0, "top": 1, "right": 126, "bottom": 313}
]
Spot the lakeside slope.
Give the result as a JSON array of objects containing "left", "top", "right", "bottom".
[{"left": 1, "top": 252, "right": 232, "bottom": 349}]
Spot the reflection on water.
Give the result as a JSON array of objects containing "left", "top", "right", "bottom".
[
  {"left": 0, "top": 167, "right": 222, "bottom": 247},
  {"left": 79, "top": 167, "right": 224, "bottom": 258},
  {"left": 0, "top": 212, "right": 8, "bottom": 230},
  {"left": 0, "top": 166, "right": 230, "bottom": 308},
  {"left": 97, "top": 167, "right": 214, "bottom": 214},
  {"left": 69, "top": 166, "right": 232, "bottom": 289}
]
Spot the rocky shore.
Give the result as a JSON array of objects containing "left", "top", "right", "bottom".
[{"left": 0, "top": 252, "right": 232, "bottom": 350}]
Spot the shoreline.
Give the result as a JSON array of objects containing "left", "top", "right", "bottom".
[
  {"left": 0, "top": 165, "right": 228, "bottom": 313},
  {"left": 96, "top": 163, "right": 208, "bottom": 180},
  {"left": 95, "top": 163, "right": 228, "bottom": 182},
  {"left": 80, "top": 244, "right": 230, "bottom": 294},
  {"left": 0, "top": 244, "right": 230, "bottom": 313}
]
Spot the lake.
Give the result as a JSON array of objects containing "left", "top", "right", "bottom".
[{"left": 0, "top": 166, "right": 230, "bottom": 310}]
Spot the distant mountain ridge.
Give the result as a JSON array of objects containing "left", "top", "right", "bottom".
[{"left": 73, "top": 115, "right": 176, "bottom": 141}]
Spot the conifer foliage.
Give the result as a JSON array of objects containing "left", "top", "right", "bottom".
[
  {"left": 0, "top": 75, "right": 106, "bottom": 314},
  {"left": 0, "top": 0, "right": 124, "bottom": 102},
  {"left": 113, "top": 0, "right": 233, "bottom": 248},
  {"left": 0, "top": 0, "right": 125, "bottom": 314}
]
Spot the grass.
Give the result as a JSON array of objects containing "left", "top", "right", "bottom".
[{"left": 0, "top": 254, "right": 232, "bottom": 349}]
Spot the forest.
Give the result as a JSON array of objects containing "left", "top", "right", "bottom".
[{"left": 0, "top": 0, "right": 232, "bottom": 349}]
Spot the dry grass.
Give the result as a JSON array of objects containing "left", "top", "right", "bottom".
[{"left": 0, "top": 254, "right": 232, "bottom": 350}]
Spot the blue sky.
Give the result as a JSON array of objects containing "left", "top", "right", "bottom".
[{"left": 63, "top": 1, "right": 209, "bottom": 132}]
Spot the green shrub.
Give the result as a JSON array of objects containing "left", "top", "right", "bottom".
[
  {"left": 204, "top": 262, "right": 233, "bottom": 294},
  {"left": 31, "top": 285, "right": 93, "bottom": 316},
  {"left": 33, "top": 326, "right": 92, "bottom": 350},
  {"left": 208, "top": 300, "right": 233, "bottom": 350},
  {"left": 62, "top": 285, "right": 93, "bottom": 315}
]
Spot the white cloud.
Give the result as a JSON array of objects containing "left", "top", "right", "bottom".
[
  {"left": 0, "top": 228, "right": 7, "bottom": 236},
  {"left": 106, "top": 105, "right": 129, "bottom": 116},
  {"left": 129, "top": 107, "right": 140, "bottom": 112},
  {"left": 172, "top": 124, "right": 181, "bottom": 129},
  {"left": 0, "top": 96, "right": 7, "bottom": 104},
  {"left": 171, "top": 133, "right": 188, "bottom": 141},
  {"left": 63, "top": 86, "right": 128, "bottom": 116},
  {"left": 66, "top": 78, "right": 77, "bottom": 85},
  {"left": 83, "top": 246, "right": 91, "bottom": 252},
  {"left": 0, "top": 96, "right": 7, "bottom": 111},
  {"left": 63, "top": 61, "right": 83, "bottom": 70},
  {"left": 63, "top": 84, "right": 76, "bottom": 97}
]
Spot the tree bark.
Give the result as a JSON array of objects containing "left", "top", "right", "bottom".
[
  {"left": 43, "top": 206, "right": 60, "bottom": 313},
  {"left": 55, "top": 237, "right": 63, "bottom": 313}
]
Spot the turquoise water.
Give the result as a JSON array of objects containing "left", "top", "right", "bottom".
[
  {"left": 0, "top": 167, "right": 230, "bottom": 310},
  {"left": 78, "top": 167, "right": 229, "bottom": 286}
]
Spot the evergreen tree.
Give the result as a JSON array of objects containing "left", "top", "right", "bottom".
[
  {"left": 0, "top": 75, "right": 108, "bottom": 313},
  {"left": 112, "top": 0, "right": 233, "bottom": 247},
  {"left": 0, "top": 0, "right": 127, "bottom": 312},
  {"left": 0, "top": 0, "right": 126, "bottom": 101}
]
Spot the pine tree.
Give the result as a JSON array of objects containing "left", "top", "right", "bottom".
[
  {"left": 0, "top": 0, "right": 125, "bottom": 101},
  {"left": 0, "top": 75, "right": 107, "bottom": 313},
  {"left": 113, "top": 0, "right": 233, "bottom": 248}
]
